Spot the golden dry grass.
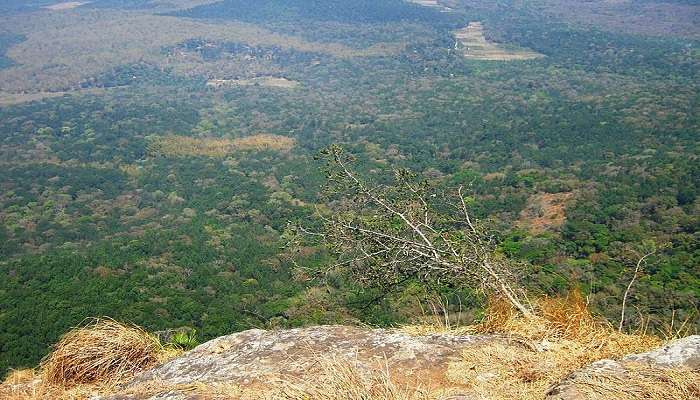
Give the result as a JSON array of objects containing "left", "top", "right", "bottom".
[
  {"left": 233, "top": 134, "right": 297, "bottom": 152},
  {"left": 41, "top": 318, "right": 165, "bottom": 387},
  {"left": 47, "top": 357, "right": 447, "bottom": 400},
  {"left": 149, "top": 136, "right": 238, "bottom": 158},
  {"left": 0, "top": 368, "right": 98, "bottom": 400},
  {"left": 148, "top": 134, "right": 296, "bottom": 157},
  {"left": 0, "top": 376, "right": 110, "bottom": 400},
  {"left": 277, "top": 356, "right": 433, "bottom": 400},
  {"left": 1, "top": 302, "right": 696, "bottom": 400},
  {"left": 568, "top": 362, "right": 700, "bottom": 400},
  {"left": 475, "top": 290, "right": 607, "bottom": 341},
  {"left": 0, "top": 318, "right": 179, "bottom": 400},
  {"left": 118, "top": 380, "right": 251, "bottom": 399},
  {"left": 0, "top": 373, "right": 249, "bottom": 400},
  {"left": 2, "top": 369, "right": 37, "bottom": 387},
  {"left": 441, "top": 292, "right": 693, "bottom": 400}
]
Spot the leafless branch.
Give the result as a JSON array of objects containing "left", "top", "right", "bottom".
[
  {"left": 292, "top": 145, "right": 534, "bottom": 317},
  {"left": 619, "top": 249, "right": 656, "bottom": 332}
]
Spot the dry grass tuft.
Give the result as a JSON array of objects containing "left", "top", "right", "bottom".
[
  {"left": 570, "top": 362, "right": 700, "bottom": 400},
  {"left": 0, "top": 318, "right": 175, "bottom": 399},
  {"left": 2, "top": 369, "right": 38, "bottom": 386},
  {"left": 0, "top": 368, "right": 103, "bottom": 400},
  {"left": 41, "top": 318, "right": 165, "bottom": 387},
  {"left": 0, "top": 369, "right": 41, "bottom": 400},
  {"left": 445, "top": 291, "right": 668, "bottom": 400},
  {"left": 118, "top": 380, "right": 251, "bottom": 399},
  {"left": 475, "top": 290, "right": 657, "bottom": 346},
  {"left": 278, "top": 356, "right": 432, "bottom": 400},
  {"left": 1, "top": 302, "right": 693, "bottom": 400}
]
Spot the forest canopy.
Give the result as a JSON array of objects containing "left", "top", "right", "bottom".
[{"left": 0, "top": 0, "right": 698, "bottom": 376}]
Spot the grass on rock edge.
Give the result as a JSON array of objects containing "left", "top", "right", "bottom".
[{"left": 1, "top": 295, "right": 698, "bottom": 399}]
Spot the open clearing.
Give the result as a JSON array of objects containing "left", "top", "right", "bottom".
[
  {"left": 43, "top": 2, "right": 90, "bottom": 11},
  {"left": 206, "top": 77, "right": 300, "bottom": 89},
  {"left": 148, "top": 134, "right": 296, "bottom": 157},
  {"left": 0, "top": 87, "right": 111, "bottom": 106},
  {"left": 0, "top": 11, "right": 400, "bottom": 93},
  {"left": 407, "top": 0, "right": 454, "bottom": 12},
  {"left": 518, "top": 192, "right": 574, "bottom": 233},
  {"left": 454, "top": 22, "right": 544, "bottom": 61}
]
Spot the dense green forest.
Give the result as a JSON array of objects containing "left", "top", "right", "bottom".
[
  {"left": 0, "top": 0, "right": 698, "bottom": 375},
  {"left": 0, "top": 33, "right": 23, "bottom": 69}
]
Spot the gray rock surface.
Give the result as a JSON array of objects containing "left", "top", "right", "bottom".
[
  {"left": 96, "top": 328, "right": 699, "bottom": 400},
  {"left": 101, "top": 325, "right": 490, "bottom": 400},
  {"left": 622, "top": 335, "right": 700, "bottom": 369}
]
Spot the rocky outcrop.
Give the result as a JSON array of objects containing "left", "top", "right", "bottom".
[
  {"left": 96, "top": 328, "right": 699, "bottom": 400},
  {"left": 622, "top": 335, "right": 700, "bottom": 369},
  {"left": 101, "top": 325, "right": 491, "bottom": 400},
  {"left": 546, "top": 335, "right": 700, "bottom": 400}
]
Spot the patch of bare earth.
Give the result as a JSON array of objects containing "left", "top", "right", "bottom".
[
  {"left": 454, "top": 22, "right": 544, "bottom": 61},
  {"left": 407, "top": 0, "right": 454, "bottom": 13},
  {"left": 147, "top": 0, "right": 223, "bottom": 11},
  {"left": 43, "top": 2, "right": 90, "bottom": 11},
  {"left": 519, "top": 192, "right": 574, "bottom": 233},
  {"left": 207, "top": 77, "right": 300, "bottom": 89}
]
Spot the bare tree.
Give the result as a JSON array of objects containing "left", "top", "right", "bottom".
[
  {"left": 289, "top": 145, "right": 533, "bottom": 317},
  {"left": 618, "top": 242, "right": 659, "bottom": 332}
]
